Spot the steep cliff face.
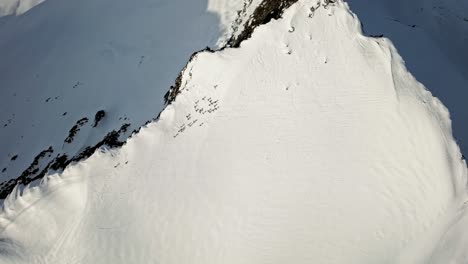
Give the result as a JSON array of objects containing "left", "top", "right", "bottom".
[{"left": 0, "top": 1, "right": 466, "bottom": 263}]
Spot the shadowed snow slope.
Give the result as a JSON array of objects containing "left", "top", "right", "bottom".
[
  {"left": 0, "top": 0, "right": 467, "bottom": 263},
  {"left": 348, "top": 0, "right": 468, "bottom": 157},
  {"left": 0, "top": 0, "right": 247, "bottom": 196}
]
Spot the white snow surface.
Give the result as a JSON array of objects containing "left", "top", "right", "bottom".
[{"left": 0, "top": 0, "right": 467, "bottom": 263}]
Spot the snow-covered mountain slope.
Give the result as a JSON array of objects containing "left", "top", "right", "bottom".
[
  {"left": 1, "top": 1, "right": 467, "bottom": 263},
  {"left": 349, "top": 0, "right": 468, "bottom": 157},
  {"left": 0, "top": 0, "right": 253, "bottom": 197}
]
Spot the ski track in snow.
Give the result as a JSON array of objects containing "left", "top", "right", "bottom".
[{"left": 0, "top": 0, "right": 467, "bottom": 263}]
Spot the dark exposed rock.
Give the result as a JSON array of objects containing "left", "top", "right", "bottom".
[
  {"left": 0, "top": 122, "right": 133, "bottom": 198},
  {"left": 65, "top": 117, "right": 89, "bottom": 144},
  {"left": 0, "top": 147, "right": 55, "bottom": 198},
  {"left": 72, "top": 81, "right": 83, "bottom": 89},
  {"left": 18, "top": 147, "right": 54, "bottom": 181},
  {"left": 49, "top": 154, "right": 69, "bottom": 171},
  {"left": 229, "top": 0, "right": 254, "bottom": 41},
  {"left": 93, "top": 110, "right": 106, "bottom": 127},
  {"left": 71, "top": 123, "right": 130, "bottom": 162},
  {"left": 227, "top": 0, "right": 299, "bottom": 48},
  {"left": 164, "top": 47, "right": 215, "bottom": 105}
]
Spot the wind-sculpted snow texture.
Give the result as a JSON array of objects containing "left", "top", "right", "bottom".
[
  {"left": 0, "top": 1, "right": 467, "bottom": 263},
  {"left": 348, "top": 0, "right": 468, "bottom": 157},
  {"left": 0, "top": 0, "right": 249, "bottom": 198}
]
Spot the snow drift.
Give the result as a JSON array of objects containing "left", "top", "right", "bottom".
[{"left": 0, "top": 0, "right": 467, "bottom": 263}]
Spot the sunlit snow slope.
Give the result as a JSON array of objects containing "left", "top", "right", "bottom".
[
  {"left": 0, "top": 1, "right": 467, "bottom": 263},
  {"left": 0, "top": 0, "right": 250, "bottom": 197}
]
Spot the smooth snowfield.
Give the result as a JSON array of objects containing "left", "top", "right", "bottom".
[{"left": 0, "top": 1, "right": 467, "bottom": 263}]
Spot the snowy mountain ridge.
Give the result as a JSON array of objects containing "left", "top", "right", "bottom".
[
  {"left": 0, "top": 0, "right": 467, "bottom": 263},
  {"left": 2, "top": 0, "right": 467, "bottom": 200},
  {"left": 0, "top": 0, "right": 318, "bottom": 198},
  {"left": 0, "top": 0, "right": 265, "bottom": 198}
]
